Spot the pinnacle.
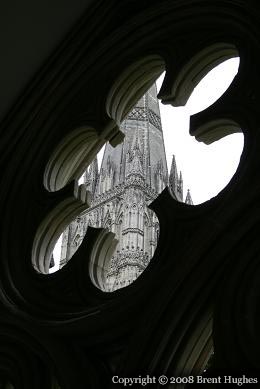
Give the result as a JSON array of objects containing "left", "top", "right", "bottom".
[{"left": 185, "top": 189, "right": 193, "bottom": 205}]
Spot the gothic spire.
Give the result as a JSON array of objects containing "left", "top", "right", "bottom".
[
  {"left": 61, "top": 82, "right": 192, "bottom": 290},
  {"left": 97, "top": 83, "right": 168, "bottom": 191}
]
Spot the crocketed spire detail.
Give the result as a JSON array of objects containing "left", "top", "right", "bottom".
[{"left": 61, "top": 83, "right": 191, "bottom": 290}]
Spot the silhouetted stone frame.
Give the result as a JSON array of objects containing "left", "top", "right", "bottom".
[{"left": 1, "top": 1, "right": 259, "bottom": 387}]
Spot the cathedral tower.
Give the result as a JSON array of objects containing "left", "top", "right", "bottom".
[{"left": 60, "top": 84, "right": 191, "bottom": 290}]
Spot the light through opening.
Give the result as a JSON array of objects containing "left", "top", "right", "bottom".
[
  {"left": 51, "top": 57, "right": 243, "bottom": 283},
  {"left": 157, "top": 57, "right": 243, "bottom": 205}
]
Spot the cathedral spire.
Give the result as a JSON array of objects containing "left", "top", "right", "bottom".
[
  {"left": 61, "top": 83, "right": 192, "bottom": 291},
  {"left": 97, "top": 82, "right": 168, "bottom": 191}
]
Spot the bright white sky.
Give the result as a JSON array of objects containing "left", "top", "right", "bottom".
[
  {"left": 51, "top": 57, "right": 242, "bottom": 271},
  {"left": 157, "top": 57, "right": 243, "bottom": 204}
]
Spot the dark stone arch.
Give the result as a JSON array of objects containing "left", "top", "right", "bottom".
[{"left": 1, "top": 0, "right": 260, "bottom": 387}]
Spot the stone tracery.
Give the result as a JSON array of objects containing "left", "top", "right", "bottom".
[{"left": 0, "top": 1, "right": 259, "bottom": 387}]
